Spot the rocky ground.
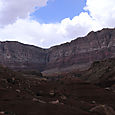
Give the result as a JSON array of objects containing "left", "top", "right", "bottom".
[{"left": 0, "top": 64, "right": 115, "bottom": 115}]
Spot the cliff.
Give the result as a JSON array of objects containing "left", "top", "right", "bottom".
[
  {"left": 0, "top": 28, "right": 115, "bottom": 74},
  {"left": 0, "top": 41, "right": 46, "bottom": 71}
]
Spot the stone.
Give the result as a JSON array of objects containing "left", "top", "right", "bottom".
[
  {"left": 32, "top": 98, "right": 38, "bottom": 102},
  {"left": 92, "top": 101, "right": 96, "bottom": 104},
  {"left": 60, "top": 95, "right": 67, "bottom": 100},
  {"left": 0, "top": 111, "right": 5, "bottom": 114},
  {"left": 49, "top": 90, "right": 55, "bottom": 96},
  {"left": 105, "top": 87, "right": 111, "bottom": 91},
  {"left": 90, "top": 105, "right": 115, "bottom": 115},
  {"left": 16, "top": 89, "right": 21, "bottom": 93},
  {"left": 38, "top": 99, "right": 46, "bottom": 104},
  {"left": 49, "top": 99, "right": 59, "bottom": 104}
]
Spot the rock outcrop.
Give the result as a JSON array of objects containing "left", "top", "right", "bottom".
[
  {"left": 0, "top": 28, "right": 115, "bottom": 73},
  {"left": 80, "top": 58, "right": 115, "bottom": 88},
  {"left": 90, "top": 105, "right": 115, "bottom": 115},
  {"left": 45, "top": 28, "right": 115, "bottom": 71},
  {"left": 0, "top": 41, "right": 47, "bottom": 71}
]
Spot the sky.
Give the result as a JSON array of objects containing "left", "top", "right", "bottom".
[
  {"left": 0, "top": 0, "right": 115, "bottom": 48},
  {"left": 31, "top": 0, "right": 86, "bottom": 23}
]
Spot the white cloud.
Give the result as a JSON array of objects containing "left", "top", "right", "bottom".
[
  {"left": 85, "top": 0, "right": 115, "bottom": 27},
  {"left": 0, "top": 13, "right": 101, "bottom": 48},
  {"left": 0, "top": 0, "right": 48, "bottom": 25},
  {"left": 0, "top": 0, "right": 115, "bottom": 48}
]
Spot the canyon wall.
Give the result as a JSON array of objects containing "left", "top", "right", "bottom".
[{"left": 0, "top": 28, "right": 115, "bottom": 74}]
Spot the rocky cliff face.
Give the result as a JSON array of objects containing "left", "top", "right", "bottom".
[
  {"left": 0, "top": 28, "right": 115, "bottom": 73},
  {"left": 0, "top": 41, "right": 47, "bottom": 71},
  {"left": 44, "top": 28, "right": 115, "bottom": 74},
  {"left": 80, "top": 58, "right": 115, "bottom": 88}
]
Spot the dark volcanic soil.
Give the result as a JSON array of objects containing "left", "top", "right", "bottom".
[{"left": 0, "top": 66, "right": 115, "bottom": 115}]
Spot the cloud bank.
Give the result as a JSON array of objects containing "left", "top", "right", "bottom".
[
  {"left": 0, "top": 0, "right": 48, "bottom": 25},
  {"left": 0, "top": 0, "right": 115, "bottom": 48}
]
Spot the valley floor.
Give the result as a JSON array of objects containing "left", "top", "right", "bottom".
[{"left": 0, "top": 74, "right": 115, "bottom": 115}]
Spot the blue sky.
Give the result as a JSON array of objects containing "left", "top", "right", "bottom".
[{"left": 31, "top": 0, "right": 86, "bottom": 23}]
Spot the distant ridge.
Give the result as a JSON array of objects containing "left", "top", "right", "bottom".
[{"left": 0, "top": 28, "right": 115, "bottom": 75}]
